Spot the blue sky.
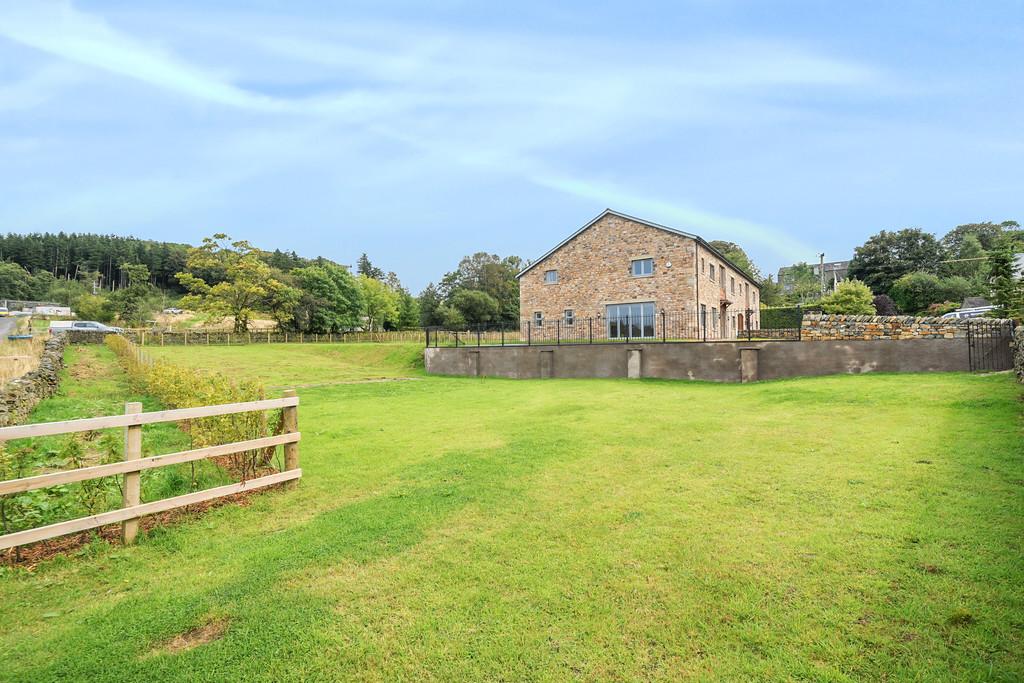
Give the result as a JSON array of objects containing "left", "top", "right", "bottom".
[{"left": 0, "top": 1, "right": 1021, "bottom": 291}]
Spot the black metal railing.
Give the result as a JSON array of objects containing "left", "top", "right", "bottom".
[{"left": 425, "top": 309, "right": 801, "bottom": 348}]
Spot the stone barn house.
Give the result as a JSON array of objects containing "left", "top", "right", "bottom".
[{"left": 516, "top": 209, "right": 761, "bottom": 340}]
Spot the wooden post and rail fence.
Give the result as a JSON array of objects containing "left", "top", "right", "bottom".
[{"left": 0, "top": 391, "right": 300, "bottom": 551}]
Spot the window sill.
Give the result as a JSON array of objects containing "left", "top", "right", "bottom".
[{"left": 630, "top": 274, "right": 654, "bottom": 279}]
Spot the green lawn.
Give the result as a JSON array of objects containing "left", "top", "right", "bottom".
[
  {"left": 1, "top": 344, "right": 1022, "bottom": 681},
  {"left": 143, "top": 342, "right": 424, "bottom": 387}
]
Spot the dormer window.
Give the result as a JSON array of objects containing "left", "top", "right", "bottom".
[
  {"left": 544, "top": 269, "right": 558, "bottom": 284},
  {"left": 630, "top": 258, "right": 653, "bottom": 277}
]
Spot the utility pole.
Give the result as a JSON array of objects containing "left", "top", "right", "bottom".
[{"left": 819, "top": 253, "right": 826, "bottom": 296}]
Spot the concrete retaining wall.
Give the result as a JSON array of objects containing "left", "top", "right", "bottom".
[{"left": 424, "top": 338, "right": 970, "bottom": 382}]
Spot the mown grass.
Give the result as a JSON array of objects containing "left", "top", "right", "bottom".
[
  {"left": 144, "top": 342, "right": 424, "bottom": 387},
  {"left": 0, "top": 343, "right": 1022, "bottom": 681}
]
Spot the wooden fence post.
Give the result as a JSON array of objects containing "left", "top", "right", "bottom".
[
  {"left": 122, "top": 402, "right": 143, "bottom": 544},
  {"left": 282, "top": 389, "right": 299, "bottom": 486}
]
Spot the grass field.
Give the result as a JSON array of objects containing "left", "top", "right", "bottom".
[{"left": 1, "top": 343, "right": 1022, "bottom": 681}]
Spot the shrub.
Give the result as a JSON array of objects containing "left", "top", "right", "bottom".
[
  {"left": 105, "top": 335, "right": 278, "bottom": 477},
  {"left": 819, "top": 280, "right": 875, "bottom": 315},
  {"left": 872, "top": 294, "right": 897, "bottom": 316},
  {"left": 890, "top": 272, "right": 975, "bottom": 314}
]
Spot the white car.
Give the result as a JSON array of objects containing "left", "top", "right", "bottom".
[
  {"left": 941, "top": 305, "right": 997, "bottom": 319},
  {"left": 50, "top": 320, "right": 124, "bottom": 333}
]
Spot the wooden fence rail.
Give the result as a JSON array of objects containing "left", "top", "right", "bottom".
[{"left": 0, "top": 392, "right": 300, "bottom": 551}]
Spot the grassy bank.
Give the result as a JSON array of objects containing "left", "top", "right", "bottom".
[{"left": 0, "top": 343, "right": 1021, "bottom": 681}]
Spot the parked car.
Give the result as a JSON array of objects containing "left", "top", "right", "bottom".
[
  {"left": 162, "top": 307, "right": 184, "bottom": 315},
  {"left": 941, "top": 305, "right": 997, "bottom": 319},
  {"left": 0, "top": 307, "right": 9, "bottom": 317},
  {"left": 49, "top": 320, "right": 124, "bottom": 334}
]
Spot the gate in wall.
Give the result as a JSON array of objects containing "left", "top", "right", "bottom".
[{"left": 966, "top": 320, "right": 1015, "bottom": 372}]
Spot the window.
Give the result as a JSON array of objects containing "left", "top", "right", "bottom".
[
  {"left": 730, "top": 276, "right": 735, "bottom": 293},
  {"left": 708, "top": 264, "right": 715, "bottom": 280},
  {"left": 711, "top": 307, "right": 718, "bottom": 333},
  {"left": 631, "top": 258, "right": 653, "bottom": 277},
  {"left": 544, "top": 269, "right": 558, "bottom": 284},
  {"left": 701, "top": 258, "right": 706, "bottom": 273},
  {"left": 606, "top": 302, "right": 655, "bottom": 339},
  {"left": 533, "top": 311, "right": 543, "bottom": 327},
  {"left": 564, "top": 309, "right": 575, "bottom": 326},
  {"left": 700, "top": 304, "right": 707, "bottom": 328},
  {"left": 719, "top": 266, "right": 726, "bottom": 284}
]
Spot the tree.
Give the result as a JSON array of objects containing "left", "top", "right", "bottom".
[
  {"left": 438, "top": 253, "right": 522, "bottom": 324},
  {"left": 356, "top": 253, "right": 385, "bottom": 280},
  {"left": 779, "top": 262, "right": 822, "bottom": 303},
  {"left": 941, "top": 221, "right": 1019, "bottom": 254},
  {"left": 290, "top": 263, "right": 363, "bottom": 333},
  {"left": 418, "top": 283, "right": 444, "bottom": 326},
  {"left": 357, "top": 275, "right": 399, "bottom": 331},
  {"left": 396, "top": 289, "right": 421, "bottom": 329},
  {"left": 848, "top": 229, "right": 943, "bottom": 295},
  {"left": 889, "top": 272, "right": 973, "bottom": 314},
  {"left": 0, "top": 262, "right": 35, "bottom": 299},
  {"left": 988, "top": 238, "right": 1024, "bottom": 319},
  {"left": 940, "top": 232, "right": 988, "bottom": 284},
  {"left": 872, "top": 294, "right": 898, "bottom": 315},
  {"left": 708, "top": 240, "right": 761, "bottom": 280},
  {"left": 818, "top": 279, "right": 875, "bottom": 315},
  {"left": 108, "top": 263, "right": 155, "bottom": 325},
  {"left": 176, "top": 235, "right": 297, "bottom": 332},
  {"left": 450, "top": 289, "right": 500, "bottom": 325}
]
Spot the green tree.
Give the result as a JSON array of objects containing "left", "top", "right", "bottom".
[
  {"left": 941, "top": 221, "right": 1019, "bottom": 253},
  {"left": 72, "top": 292, "right": 115, "bottom": 323},
  {"left": 396, "top": 289, "right": 421, "bottom": 329},
  {"left": 779, "top": 262, "right": 823, "bottom": 303},
  {"left": 418, "top": 283, "right": 444, "bottom": 326},
  {"left": 438, "top": 253, "right": 522, "bottom": 324},
  {"left": 708, "top": 240, "right": 761, "bottom": 280},
  {"left": 108, "top": 263, "right": 155, "bottom": 325},
  {"left": 290, "top": 263, "right": 363, "bottom": 333},
  {"left": 818, "top": 279, "right": 875, "bottom": 315},
  {"left": 889, "top": 272, "right": 973, "bottom": 314},
  {"left": 848, "top": 229, "right": 943, "bottom": 295},
  {"left": 451, "top": 289, "right": 500, "bottom": 325},
  {"left": 988, "top": 239, "right": 1024, "bottom": 319},
  {"left": 357, "top": 275, "right": 399, "bottom": 331},
  {"left": 356, "top": 253, "right": 385, "bottom": 280},
  {"left": 176, "top": 235, "right": 296, "bottom": 333},
  {"left": 0, "top": 262, "right": 35, "bottom": 299}
]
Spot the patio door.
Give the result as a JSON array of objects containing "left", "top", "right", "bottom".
[{"left": 606, "top": 302, "right": 655, "bottom": 339}]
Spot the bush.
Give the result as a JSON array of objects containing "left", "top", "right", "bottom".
[
  {"left": 890, "top": 272, "right": 975, "bottom": 314},
  {"left": 819, "top": 280, "right": 875, "bottom": 315},
  {"left": 873, "top": 294, "right": 897, "bottom": 316},
  {"left": 105, "top": 335, "right": 279, "bottom": 477}
]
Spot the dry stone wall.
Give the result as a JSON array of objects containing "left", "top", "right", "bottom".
[
  {"left": 801, "top": 314, "right": 979, "bottom": 341},
  {"left": 0, "top": 334, "right": 68, "bottom": 427}
]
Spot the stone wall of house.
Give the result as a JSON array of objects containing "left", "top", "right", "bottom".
[
  {"left": 518, "top": 213, "right": 760, "bottom": 342},
  {"left": 801, "top": 313, "right": 978, "bottom": 340},
  {"left": 0, "top": 334, "right": 68, "bottom": 428},
  {"left": 1014, "top": 326, "right": 1024, "bottom": 382}
]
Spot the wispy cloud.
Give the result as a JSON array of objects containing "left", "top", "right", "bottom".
[{"left": 0, "top": 0, "right": 903, "bottom": 277}]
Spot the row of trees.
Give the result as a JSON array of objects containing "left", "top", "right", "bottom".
[
  {"left": 767, "top": 221, "right": 1023, "bottom": 317},
  {"left": 175, "top": 236, "right": 421, "bottom": 333}
]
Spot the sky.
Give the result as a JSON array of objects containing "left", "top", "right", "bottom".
[{"left": 0, "top": 1, "right": 1021, "bottom": 291}]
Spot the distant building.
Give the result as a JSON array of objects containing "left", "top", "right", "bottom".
[{"left": 777, "top": 260, "right": 850, "bottom": 293}]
